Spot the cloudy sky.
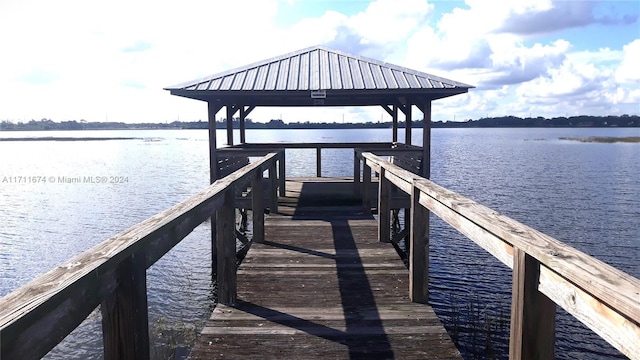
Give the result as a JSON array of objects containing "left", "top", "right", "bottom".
[{"left": 0, "top": 0, "right": 638, "bottom": 124}]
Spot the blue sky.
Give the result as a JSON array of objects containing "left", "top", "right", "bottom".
[{"left": 0, "top": 0, "right": 638, "bottom": 123}]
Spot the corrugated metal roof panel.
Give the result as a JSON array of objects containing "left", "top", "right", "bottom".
[
  {"left": 405, "top": 73, "right": 421, "bottom": 88},
  {"left": 231, "top": 71, "right": 246, "bottom": 90},
  {"left": 287, "top": 55, "right": 300, "bottom": 90},
  {"left": 209, "top": 78, "right": 223, "bottom": 90},
  {"left": 309, "top": 50, "right": 320, "bottom": 91},
  {"left": 242, "top": 68, "right": 258, "bottom": 90},
  {"left": 382, "top": 67, "right": 398, "bottom": 89},
  {"left": 196, "top": 81, "right": 209, "bottom": 91},
  {"left": 339, "top": 55, "right": 353, "bottom": 90},
  {"left": 349, "top": 58, "right": 364, "bottom": 89},
  {"left": 359, "top": 61, "right": 376, "bottom": 89},
  {"left": 276, "top": 58, "right": 290, "bottom": 90},
  {"left": 417, "top": 76, "right": 432, "bottom": 89},
  {"left": 298, "top": 52, "right": 309, "bottom": 90},
  {"left": 392, "top": 69, "right": 409, "bottom": 88},
  {"left": 319, "top": 49, "right": 331, "bottom": 90},
  {"left": 264, "top": 62, "right": 280, "bottom": 90},
  {"left": 166, "top": 45, "right": 474, "bottom": 94},
  {"left": 254, "top": 64, "right": 269, "bottom": 90},
  {"left": 370, "top": 64, "right": 386, "bottom": 89},
  {"left": 329, "top": 51, "right": 342, "bottom": 90}
]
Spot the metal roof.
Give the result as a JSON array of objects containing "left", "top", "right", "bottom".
[{"left": 165, "top": 45, "right": 473, "bottom": 106}]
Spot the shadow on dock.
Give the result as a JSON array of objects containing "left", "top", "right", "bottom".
[{"left": 189, "top": 178, "right": 460, "bottom": 359}]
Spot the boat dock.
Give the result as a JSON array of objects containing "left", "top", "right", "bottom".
[
  {"left": 1, "top": 46, "right": 639, "bottom": 360},
  {"left": 189, "top": 178, "right": 459, "bottom": 359}
]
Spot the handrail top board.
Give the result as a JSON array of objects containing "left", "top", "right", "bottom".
[
  {"left": 360, "top": 151, "right": 640, "bottom": 326},
  {"left": 0, "top": 152, "right": 281, "bottom": 331}
]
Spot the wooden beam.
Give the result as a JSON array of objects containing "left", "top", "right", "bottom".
[
  {"left": 353, "top": 150, "right": 361, "bottom": 196},
  {"left": 405, "top": 104, "right": 412, "bottom": 145},
  {"left": 226, "top": 105, "right": 238, "bottom": 146},
  {"left": 392, "top": 105, "right": 398, "bottom": 143},
  {"left": 101, "top": 251, "right": 150, "bottom": 360},
  {"left": 0, "top": 153, "right": 279, "bottom": 360},
  {"left": 239, "top": 107, "right": 247, "bottom": 144},
  {"left": 251, "top": 170, "right": 264, "bottom": 243},
  {"left": 418, "top": 101, "right": 431, "bottom": 178},
  {"left": 362, "top": 163, "right": 372, "bottom": 210},
  {"left": 509, "top": 249, "right": 556, "bottom": 360},
  {"left": 316, "top": 147, "right": 322, "bottom": 177},
  {"left": 244, "top": 105, "right": 256, "bottom": 116},
  {"left": 380, "top": 104, "right": 394, "bottom": 117},
  {"left": 409, "top": 185, "right": 429, "bottom": 303},
  {"left": 269, "top": 162, "right": 278, "bottom": 214},
  {"left": 378, "top": 167, "right": 391, "bottom": 243},
  {"left": 216, "top": 187, "right": 237, "bottom": 305},
  {"left": 278, "top": 152, "right": 286, "bottom": 197},
  {"left": 208, "top": 102, "right": 222, "bottom": 183}
]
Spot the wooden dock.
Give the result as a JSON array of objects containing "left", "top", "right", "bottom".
[{"left": 189, "top": 178, "right": 461, "bottom": 359}]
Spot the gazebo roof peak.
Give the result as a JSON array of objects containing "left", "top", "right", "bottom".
[{"left": 165, "top": 45, "right": 473, "bottom": 106}]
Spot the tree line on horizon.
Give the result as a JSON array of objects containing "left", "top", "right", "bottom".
[{"left": 1, "top": 115, "right": 638, "bottom": 131}]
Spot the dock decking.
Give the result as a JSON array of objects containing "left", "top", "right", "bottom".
[{"left": 189, "top": 178, "right": 460, "bottom": 359}]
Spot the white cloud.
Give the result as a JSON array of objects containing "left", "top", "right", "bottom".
[
  {"left": 616, "top": 39, "right": 640, "bottom": 83},
  {"left": 0, "top": 0, "right": 637, "bottom": 123}
]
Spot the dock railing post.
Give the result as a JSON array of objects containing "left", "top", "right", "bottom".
[
  {"left": 362, "top": 161, "right": 372, "bottom": 211},
  {"left": 409, "top": 183, "right": 429, "bottom": 303},
  {"left": 354, "top": 149, "right": 361, "bottom": 196},
  {"left": 316, "top": 146, "right": 322, "bottom": 177},
  {"left": 278, "top": 151, "right": 286, "bottom": 197},
  {"left": 101, "top": 250, "right": 150, "bottom": 360},
  {"left": 216, "top": 187, "right": 237, "bottom": 305},
  {"left": 252, "top": 169, "right": 265, "bottom": 243},
  {"left": 269, "top": 161, "right": 278, "bottom": 214},
  {"left": 509, "top": 248, "right": 556, "bottom": 360},
  {"left": 378, "top": 167, "right": 391, "bottom": 243}
]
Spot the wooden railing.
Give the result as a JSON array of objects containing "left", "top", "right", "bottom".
[
  {"left": 226, "top": 142, "right": 420, "bottom": 178},
  {"left": 359, "top": 152, "right": 640, "bottom": 360},
  {"left": 0, "top": 151, "right": 283, "bottom": 360}
]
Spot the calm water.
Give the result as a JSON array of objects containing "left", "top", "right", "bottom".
[{"left": 1, "top": 127, "right": 638, "bottom": 359}]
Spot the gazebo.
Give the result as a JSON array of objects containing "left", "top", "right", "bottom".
[{"left": 165, "top": 45, "right": 473, "bottom": 182}]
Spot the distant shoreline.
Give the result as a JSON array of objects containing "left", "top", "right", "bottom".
[
  {"left": 560, "top": 136, "right": 640, "bottom": 143},
  {"left": 0, "top": 137, "right": 139, "bottom": 141},
  {"left": 1, "top": 115, "right": 638, "bottom": 131}
]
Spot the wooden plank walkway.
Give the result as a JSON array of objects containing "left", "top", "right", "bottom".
[{"left": 189, "top": 178, "right": 460, "bottom": 359}]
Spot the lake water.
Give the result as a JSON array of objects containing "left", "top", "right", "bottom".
[{"left": 1, "top": 127, "right": 638, "bottom": 359}]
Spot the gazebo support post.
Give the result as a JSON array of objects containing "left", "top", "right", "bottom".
[
  {"left": 380, "top": 104, "right": 399, "bottom": 144},
  {"left": 208, "top": 102, "right": 222, "bottom": 183},
  {"left": 208, "top": 102, "right": 222, "bottom": 282},
  {"left": 420, "top": 101, "right": 432, "bottom": 178},
  {"left": 405, "top": 104, "right": 412, "bottom": 146},
  {"left": 392, "top": 105, "right": 398, "bottom": 143},
  {"left": 239, "top": 105, "right": 255, "bottom": 144},
  {"left": 239, "top": 107, "right": 246, "bottom": 144},
  {"left": 226, "top": 106, "right": 237, "bottom": 146}
]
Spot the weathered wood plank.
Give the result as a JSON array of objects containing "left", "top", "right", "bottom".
[
  {"left": 202, "top": 325, "right": 448, "bottom": 336},
  {"left": 409, "top": 184, "right": 429, "bottom": 303},
  {"left": 191, "top": 181, "right": 460, "bottom": 359},
  {"left": 538, "top": 265, "right": 640, "bottom": 359},
  {"left": 509, "top": 249, "right": 555, "bottom": 360},
  {"left": 411, "top": 178, "right": 640, "bottom": 325},
  {"left": 251, "top": 171, "right": 264, "bottom": 243},
  {"left": 378, "top": 167, "right": 391, "bottom": 243},
  {"left": 360, "top": 152, "right": 640, "bottom": 359},
  {"left": 216, "top": 188, "right": 237, "bottom": 305},
  {"left": 212, "top": 304, "right": 439, "bottom": 321},
  {"left": 101, "top": 251, "right": 150, "bottom": 360},
  {"left": 0, "top": 152, "right": 281, "bottom": 360}
]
